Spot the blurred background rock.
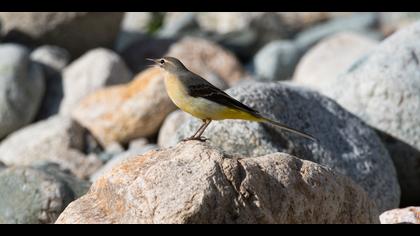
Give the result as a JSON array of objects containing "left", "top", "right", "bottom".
[{"left": 0, "top": 12, "right": 420, "bottom": 224}]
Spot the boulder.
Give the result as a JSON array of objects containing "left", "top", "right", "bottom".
[
  {"left": 321, "top": 22, "right": 420, "bottom": 205},
  {"left": 0, "top": 165, "right": 88, "bottom": 224},
  {"left": 0, "top": 115, "right": 102, "bottom": 179},
  {"left": 253, "top": 40, "right": 301, "bottom": 81},
  {"left": 72, "top": 67, "right": 176, "bottom": 147},
  {"left": 295, "top": 13, "right": 380, "bottom": 53},
  {"left": 0, "top": 43, "right": 45, "bottom": 139},
  {"left": 0, "top": 12, "right": 124, "bottom": 57},
  {"left": 59, "top": 48, "right": 133, "bottom": 115},
  {"left": 30, "top": 45, "right": 70, "bottom": 120},
  {"left": 158, "top": 110, "right": 190, "bottom": 148},
  {"left": 293, "top": 32, "right": 378, "bottom": 90},
  {"left": 56, "top": 141, "right": 379, "bottom": 224}
]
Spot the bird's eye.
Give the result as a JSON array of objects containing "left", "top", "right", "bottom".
[{"left": 160, "top": 59, "right": 164, "bottom": 64}]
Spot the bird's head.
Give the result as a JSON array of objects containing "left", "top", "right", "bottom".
[{"left": 147, "top": 56, "right": 188, "bottom": 74}]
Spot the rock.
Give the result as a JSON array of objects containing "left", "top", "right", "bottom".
[
  {"left": 56, "top": 141, "right": 379, "bottom": 224},
  {"left": 253, "top": 40, "right": 301, "bottom": 81},
  {"left": 197, "top": 12, "right": 267, "bottom": 34},
  {"left": 0, "top": 43, "right": 45, "bottom": 139},
  {"left": 293, "top": 32, "right": 378, "bottom": 90},
  {"left": 90, "top": 143, "right": 159, "bottom": 182},
  {"left": 72, "top": 67, "right": 177, "bottom": 147},
  {"left": 380, "top": 207, "right": 420, "bottom": 224},
  {"left": 322, "top": 22, "right": 420, "bottom": 206},
  {"left": 120, "top": 36, "right": 177, "bottom": 74},
  {"left": 211, "top": 28, "right": 260, "bottom": 63},
  {"left": 31, "top": 45, "right": 70, "bottom": 120},
  {"left": 0, "top": 12, "right": 124, "bottom": 57},
  {"left": 169, "top": 81, "right": 400, "bottom": 212},
  {"left": 128, "top": 138, "right": 150, "bottom": 150},
  {"left": 197, "top": 12, "right": 313, "bottom": 38},
  {"left": 0, "top": 161, "right": 5, "bottom": 170},
  {"left": 114, "top": 12, "right": 152, "bottom": 52},
  {"left": 295, "top": 13, "right": 379, "bottom": 53},
  {"left": 379, "top": 12, "right": 420, "bottom": 36},
  {"left": 167, "top": 36, "right": 247, "bottom": 86},
  {"left": 158, "top": 12, "right": 200, "bottom": 38},
  {"left": 158, "top": 110, "right": 190, "bottom": 148},
  {"left": 30, "top": 45, "right": 70, "bottom": 73},
  {"left": 195, "top": 13, "right": 352, "bottom": 63},
  {"left": 59, "top": 48, "right": 133, "bottom": 115},
  {"left": 34, "top": 162, "right": 90, "bottom": 199},
  {"left": 0, "top": 115, "right": 102, "bottom": 179},
  {"left": 0, "top": 166, "right": 78, "bottom": 223}
]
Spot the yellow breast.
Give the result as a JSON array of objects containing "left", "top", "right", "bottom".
[{"left": 164, "top": 73, "right": 191, "bottom": 109}]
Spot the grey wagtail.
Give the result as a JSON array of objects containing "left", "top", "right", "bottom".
[{"left": 148, "top": 57, "right": 316, "bottom": 142}]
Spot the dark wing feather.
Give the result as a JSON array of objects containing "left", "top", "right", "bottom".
[{"left": 187, "top": 81, "right": 260, "bottom": 116}]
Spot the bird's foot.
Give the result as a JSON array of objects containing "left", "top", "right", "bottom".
[{"left": 182, "top": 136, "right": 208, "bottom": 142}]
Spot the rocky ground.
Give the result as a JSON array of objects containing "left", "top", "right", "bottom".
[{"left": 0, "top": 12, "right": 419, "bottom": 224}]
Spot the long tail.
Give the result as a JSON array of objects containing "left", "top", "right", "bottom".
[{"left": 258, "top": 116, "right": 317, "bottom": 142}]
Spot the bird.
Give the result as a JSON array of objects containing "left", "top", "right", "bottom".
[{"left": 148, "top": 56, "right": 316, "bottom": 142}]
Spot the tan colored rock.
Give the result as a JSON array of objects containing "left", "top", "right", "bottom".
[
  {"left": 293, "top": 32, "right": 378, "bottom": 90},
  {"left": 72, "top": 67, "right": 176, "bottom": 147},
  {"left": 56, "top": 141, "right": 379, "bottom": 224},
  {"left": 380, "top": 207, "right": 420, "bottom": 224},
  {"left": 167, "top": 36, "right": 247, "bottom": 85}
]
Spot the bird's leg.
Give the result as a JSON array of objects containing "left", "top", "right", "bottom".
[
  {"left": 183, "top": 120, "right": 211, "bottom": 142},
  {"left": 194, "top": 120, "right": 211, "bottom": 141}
]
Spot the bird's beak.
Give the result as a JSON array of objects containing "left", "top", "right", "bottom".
[
  {"left": 146, "top": 58, "right": 158, "bottom": 64},
  {"left": 146, "top": 58, "right": 159, "bottom": 68}
]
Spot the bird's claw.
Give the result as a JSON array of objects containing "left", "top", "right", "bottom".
[{"left": 182, "top": 136, "right": 208, "bottom": 142}]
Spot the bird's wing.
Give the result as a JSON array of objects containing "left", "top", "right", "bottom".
[{"left": 187, "top": 77, "right": 260, "bottom": 116}]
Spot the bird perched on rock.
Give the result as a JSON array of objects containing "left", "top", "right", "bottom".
[{"left": 149, "top": 57, "right": 316, "bottom": 142}]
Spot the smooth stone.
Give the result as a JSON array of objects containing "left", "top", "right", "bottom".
[{"left": 56, "top": 141, "right": 379, "bottom": 224}]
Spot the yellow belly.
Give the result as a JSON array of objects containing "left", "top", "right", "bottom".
[{"left": 164, "top": 74, "right": 259, "bottom": 121}]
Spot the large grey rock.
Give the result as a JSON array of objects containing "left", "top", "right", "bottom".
[
  {"left": 169, "top": 81, "right": 399, "bottom": 212},
  {"left": 322, "top": 22, "right": 420, "bottom": 206},
  {"left": 253, "top": 40, "right": 302, "bottom": 81},
  {"left": 158, "top": 110, "right": 190, "bottom": 148},
  {"left": 59, "top": 48, "right": 133, "bottom": 115},
  {"left": 0, "top": 12, "right": 124, "bottom": 57},
  {"left": 380, "top": 207, "right": 420, "bottom": 224},
  {"left": 0, "top": 44, "right": 45, "bottom": 139},
  {"left": 31, "top": 45, "right": 70, "bottom": 120},
  {"left": 0, "top": 115, "right": 102, "bottom": 179},
  {"left": 56, "top": 141, "right": 379, "bottom": 224},
  {"left": 295, "top": 13, "right": 380, "bottom": 53},
  {"left": 293, "top": 32, "right": 378, "bottom": 90},
  {"left": 35, "top": 162, "right": 90, "bottom": 199},
  {"left": 0, "top": 165, "right": 86, "bottom": 224}
]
